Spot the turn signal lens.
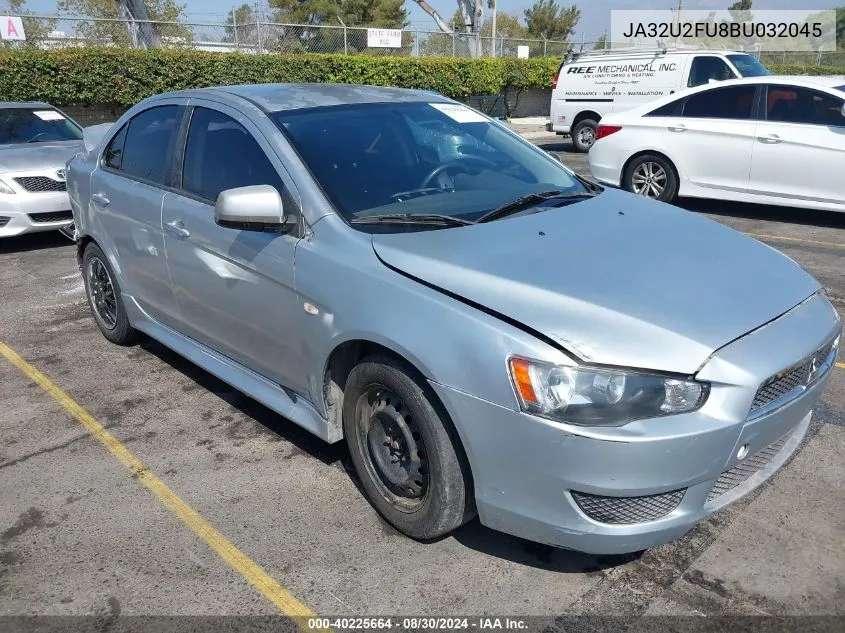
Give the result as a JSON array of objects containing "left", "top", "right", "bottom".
[{"left": 509, "top": 358, "right": 539, "bottom": 405}]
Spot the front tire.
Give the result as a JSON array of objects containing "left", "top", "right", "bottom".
[
  {"left": 572, "top": 118, "right": 598, "bottom": 153},
  {"left": 343, "top": 354, "right": 475, "bottom": 540},
  {"left": 82, "top": 243, "right": 139, "bottom": 345},
  {"left": 623, "top": 154, "right": 679, "bottom": 203}
]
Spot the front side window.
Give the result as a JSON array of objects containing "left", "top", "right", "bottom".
[
  {"left": 120, "top": 105, "right": 179, "bottom": 186},
  {"left": 272, "top": 102, "right": 587, "bottom": 226},
  {"left": 766, "top": 86, "right": 845, "bottom": 127},
  {"left": 182, "top": 107, "right": 286, "bottom": 202},
  {"left": 0, "top": 107, "right": 82, "bottom": 145},
  {"left": 688, "top": 56, "right": 737, "bottom": 88},
  {"left": 682, "top": 85, "right": 757, "bottom": 120}
]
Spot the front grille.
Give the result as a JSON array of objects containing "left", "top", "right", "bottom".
[
  {"left": 13, "top": 176, "right": 67, "bottom": 192},
  {"left": 28, "top": 210, "right": 73, "bottom": 223},
  {"left": 572, "top": 489, "right": 685, "bottom": 524},
  {"left": 750, "top": 338, "right": 837, "bottom": 415},
  {"left": 0, "top": 216, "right": 9, "bottom": 227},
  {"left": 706, "top": 430, "right": 793, "bottom": 503}
]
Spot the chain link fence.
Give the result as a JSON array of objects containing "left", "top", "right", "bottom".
[{"left": 2, "top": 14, "right": 573, "bottom": 58}]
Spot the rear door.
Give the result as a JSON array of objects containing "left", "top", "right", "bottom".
[
  {"left": 748, "top": 84, "right": 845, "bottom": 208},
  {"left": 90, "top": 102, "right": 183, "bottom": 327},
  {"left": 161, "top": 101, "right": 308, "bottom": 393},
  {"left": 661, "top": 84, "right": 760, "bottom": 193}
]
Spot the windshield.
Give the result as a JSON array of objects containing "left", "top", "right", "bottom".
[
  {"left": 0, "top": 108, "right": 83, "bottom": 145},
  {"left": 727, "top": 54, "right": 772, "bottom": 77},
  {"left": 272, "top": 102, "right": 589, "bottom": 226}
]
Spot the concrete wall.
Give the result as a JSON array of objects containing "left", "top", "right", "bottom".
[{"left": 507, "top": 88, "right": 551, "bottom": 118}]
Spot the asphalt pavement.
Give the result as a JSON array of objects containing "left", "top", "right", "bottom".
[{"left": 1, "top": 142, "right": 843, "bottom": 628}]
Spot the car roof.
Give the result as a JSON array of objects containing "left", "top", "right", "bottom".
[
  {"left": 0, "top": 101, "right": 55, "bottom": 109},
  {"left": 153, "top": 83, "right": 453, "bottom": 112}
]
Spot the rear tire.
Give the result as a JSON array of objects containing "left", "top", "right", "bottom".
[
  {"left": 572, "top": 118, "right": 598, "bottom": 153},
  {"left": 623, "top": 154, "right": 679, "bottom": 203},
  {"left": 82, "top": 243, "right": 140, "bottom": 345},
  {"left": 343, "top": 354, "right": 475, "bottom": 540}
]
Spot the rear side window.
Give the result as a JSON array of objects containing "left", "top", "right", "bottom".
[
  {"left": 766, "top": 86, "right": 845, "bottom": 127},
  {"left": 181, "top": 107, "right": 285, "bottom": 203},
  {"left": 682, "top": 85, "right": 757, "bottom": 120},
  {"left": 103, "top": 123, "right": 128, "bottom": 170},
  {"left": 119, "top": 105, "right": 179, "bottom": 186},
  {"left": 687, "top": 56, "right": 737, "bottom": 88}
]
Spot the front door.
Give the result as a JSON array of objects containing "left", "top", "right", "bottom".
[{"left": 161, "top": 102, "right": 309, "bottom": 395}]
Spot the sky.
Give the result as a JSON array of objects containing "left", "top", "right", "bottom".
[{"left": 10, "top": 0, "right": 844, "bottom": 41}]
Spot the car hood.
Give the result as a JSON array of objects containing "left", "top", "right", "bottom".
[
  {"left": 370, "top": 189, "right": 820, "bottom": 374},
  {"left": 0, "top": 141, "right": 84, "bottom": 173}
]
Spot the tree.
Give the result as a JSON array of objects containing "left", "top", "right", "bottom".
[
  {"left": 57, "top": 0, "right": 192, "bottom": 47},
  {"left": 1, "top": 0, "right": 58, "bottom": 47},
  {"left": 593, "top": 32, "right": 607, "bottom": 50},
  {"left": 225, "top": 3, "right": 258, "bottom": 48},
  {"left": 727, "top": 0, "right": 752, "bottom": 24},
  {"left": 524, "top": 0, "right": 579, "bottom": 41},
  {"left": 837, "top": 6, "right": 845, "bottom": 49}
]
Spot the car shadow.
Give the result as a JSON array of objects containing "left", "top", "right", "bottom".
[
  {"left": 0, "top": 231, "right": 74, "bottom": 253},
  {"left": 679, "top": 198, "right": 845, "bottom": 229},
  {"left": 536, "top": 139, "right": 581, "bottom": 154},
  {"left": 134, "top": 336, "right": 645, "bottom": 574}
]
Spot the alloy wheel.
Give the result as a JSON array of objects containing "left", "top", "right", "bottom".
[
  {"left": 631, "top": 162, "right": 667, "bottom": 198},
  {"left": 87, "top": 256, "right": 118, "bottom": 330}
]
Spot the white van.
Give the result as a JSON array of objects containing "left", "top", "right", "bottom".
[{"left": 549, "top": 48, "right": 772, "bottom": 152}]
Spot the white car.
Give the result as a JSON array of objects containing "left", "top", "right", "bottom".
[
  {"left": 588, "top": 76, "right": 845, "bottom": 212},
  {"left": 0, "top": 101, "right": 85, "bottom": 239}
]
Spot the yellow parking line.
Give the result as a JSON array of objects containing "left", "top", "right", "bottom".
[
  {"left": 837, "top": 362, "right": 845, "bottom": 370},
  {"left": 745, "top": 233, "right": 845, "bottom": 249},
  {"left": 0, "top": 340, "right": 318, "bottom": 624}
]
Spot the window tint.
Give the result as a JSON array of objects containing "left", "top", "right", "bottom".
[
  {"left": 182, "top": 107, "right": 285, "bottom": 202},
  {"left": 0, "top": 108, "right": 82, "bottom": 145},
  {"left": 120, "top": 105, "right": 179, "bottom": 185},
  {"left": 646, "top": 100, "right": 683, "bottom": 117},
  {"left": 682, "top": 85, "right": 757, "bottom": 120},
  {"left": 688, "top": 56, "right": 737, "bottom": 88},
  {"left": 766, "top": 86, "right": 845, "bottom": 127},
  {"left": 103, "top": 123, "right": 128, "bottom": 170}
]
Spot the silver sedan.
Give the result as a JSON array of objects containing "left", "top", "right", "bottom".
[
  {"left": 67, "top": 84, "right": 840, "bottom": 554},
  {"left": 0, "top": 102, "right": 85, "bottom": 239}
]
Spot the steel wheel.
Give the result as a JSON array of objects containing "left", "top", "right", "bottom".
[
  {"left": 577, "top": 126, "right": 595, "bottom": 148},
  {"left": 631, "top": 161, "right": 668, "bottom": 198},
  {"left": 355, "top": 384, "right": 430, "bottom": 512},
  {"left": 87, "top": 256, "right": 118, "bottom": 330}
]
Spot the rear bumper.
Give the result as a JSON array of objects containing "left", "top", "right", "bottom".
[
  {"left": 430, "top": 293, "right": 840, "bottom": 555},
  {"left": 0, "top": 193, "right": 73, "bottom": 238},
  {"left": 587, "top": 141, "right": 626, "bottom": 188}
]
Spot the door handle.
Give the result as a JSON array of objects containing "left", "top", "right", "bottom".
[
  {"left": 91, "top": 193, "right": 110, "bottom": 208},
  {"left": 758, "top": 134, "right": 782, "bottom": 144},
  {"left": 165, "top": 219, "right": 190, "bottom": 240},
  {"left": 667, "top": 124, "right": 687, "bottom": 132}
]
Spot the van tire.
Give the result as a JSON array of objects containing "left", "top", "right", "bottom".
[
  {"left": 343, "top": 354, "right": 475, "bottom": 540},
  {"left": 623, "top": 154, "right": 679, "bottom": 203},
  {"left": 572, "top": 119, "right": 598, "bottom": 153}
]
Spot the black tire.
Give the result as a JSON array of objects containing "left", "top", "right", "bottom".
[
  {"left": 622, "top": 154, "right": 679, "bottom": 203},
  {"left": 343, "top": 354, "right": 475, "bottom": 540},
  {"left": 81, "top": 242, "right": 140, "bottom": 345},
  {"left": 571, "top": 118, "right": 598, "bottom": 153}
]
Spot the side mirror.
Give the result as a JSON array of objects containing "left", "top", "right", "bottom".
[
  {"left": 841, "top": 103, "right": 845, "bottom": 119},
  {"left": 214, "top": 185, "right": 293, "bottom": 233},
  {"left": 546, "top": 150, "right": 563, "bottom": 163}
]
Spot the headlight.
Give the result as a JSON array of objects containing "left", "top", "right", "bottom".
[
  {"left": 508, "top": 357, "right": 709, "bottom": 426},
  {"left": 0, "top": 178, "right": 15, "bottom": 195}
]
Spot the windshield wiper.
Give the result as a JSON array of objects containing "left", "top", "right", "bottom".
[
  {"left": 350, "top": 213, "right": 474, "bottom": 227},
  {"left": 476, "top": 189, "right": 595, "bottom": 224}
]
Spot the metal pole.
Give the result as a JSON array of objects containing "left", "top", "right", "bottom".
[
  {"left": 337, "top": 16, "right": 347, "bottom": 54},
  {"left": 452, "top": 31, "right": 456, "bottom": 56},
  {"left": 232, "top": 10, "right": 238, "bottom": 50},
  {"left": 491, "top": 0, "right": 496, "bottom": 57},
  {"left": 544, "top": 37, "right": 547, "bottom": 56},
  {"left": 254, "top": 1, "right": 262, "bottom": 53}
]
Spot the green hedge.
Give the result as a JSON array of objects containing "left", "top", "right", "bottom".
[
  {"left": 0, "top": 48, "right": 559, "bottom": 108},
  {"left": 0, "top": 49, "right": 841, "bottom": 109}
]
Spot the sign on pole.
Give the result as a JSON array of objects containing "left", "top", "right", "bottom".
[
  {"left": 367, "top": 28, "right": 402, "bottom": 48},
  {"left": 517, "top": 45, "right": 529, "bottom": 59},
  {"left": 0, "top": 16, "right": 26, "bottom": 41}
]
